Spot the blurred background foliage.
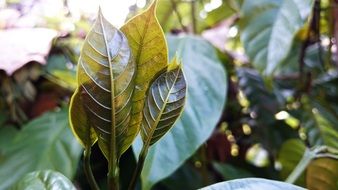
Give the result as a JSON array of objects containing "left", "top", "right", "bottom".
[{"left": 0, "top": 0, "right": 338, "bottom": 189}]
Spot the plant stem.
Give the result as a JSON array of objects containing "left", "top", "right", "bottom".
[
  {"left": 128, "top": 146, "right": 148, "bottom": 190},
  {"left": 83, "top": 148, "right": 100, "bottom": 190},
  {"left": 190, "top": 0, "right": 197, "bottom": 34},
  {"left": 169, "top": 0, "right": 188, "bottom": 33},
  {"left": 285, "top": 148, "right": 315, "bottom": 183},
  {"left": 108, "top": 160, "right": 120, "bottom": 190}
]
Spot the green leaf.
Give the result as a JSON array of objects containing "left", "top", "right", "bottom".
[
  {"left": 12, "top": 170, "right": 76, "bottom": 190},
  {"left": 301, "top": 97, "right": 338, "bottom": 149},
  {"left": 0, "top": 108, "right": 82, "bottom": 189},
  {"left": 237, "top": 68, "right": 279, "bottom": 124},
  {"left": 121, "top": 0, "right": 169, "bottom": 147},
  {"left": 239, "top": 0, "right": 314, "bottom": 75},
  {"left": 0, "top": 126, "right": 18, "bottom": 153},
  {"left": 141, "top": 58, "right": 186, "bottom": 146},
  {"left": 133, "top": 35, "right": 227, "bottom": 190},
  {"left": 213, "top": 162, "right": 254, "bottom": 181},
  {"left": 69, "top": 89, "right": 97, "bottom": 148},
  {"left": 306, "top": 158, "right": 338, "bottom": 190},
  {"left": 44, "top": 54, "right": 77, "bottom": 90},
  {"left": 278, "top": 139, "right": 306, "bottom": 186},
  {"left": 156, "top": 0, "right": 190, "bottom": 32},
  {"left": 159, "top": 163, "right": 205, "bottom": 190},
  {"left": 70, "top": 9, "right": 136, "bottom": 160},
  {"left": 205, "top": 1, "right": 237, "bottom": 27},
  {"left": 200, "top": 178, "right": 305, "bottom": 190}
]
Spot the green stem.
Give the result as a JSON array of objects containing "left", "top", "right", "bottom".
[
  {"left": 128, "top": 146, "right": 148, "bottom": 190},
  {"left": 169, "top": 0, "right": 188, "bottom": 33},
  {"left": 190, "top": 0, "right": 197, "bottom": 34},
  {"left": 108, "top": 160, "right": 120, "bottom": 190},
  {"left": 286, "top": 146, "right": 328, "bottom": 183},
  {"left": 84, "top": 148, "right": 100, "bottom": 190}
]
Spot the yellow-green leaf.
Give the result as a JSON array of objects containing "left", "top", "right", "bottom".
[
  {"left": 69, "top": 89, "right": 97, "bottom": 148},
  {"left": 141, "top": 58, "right": 186, "bottom": 146},
  {"left": 69, "top": 9, "right": 136, "bottom": 160},
  {"left": 121, "top": 0, "right": 168, "bottom": 146}
]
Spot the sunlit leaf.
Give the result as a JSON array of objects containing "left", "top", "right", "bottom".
[
  {"left": 12, "top": 170, "right": 76, "bottom": 190},
  {"left": 141, "top": 57, "right": 186, "bottom": 146},
  {"left": 69, "top": 90, "right": 97, "bottom": 148},
  {"left": 121, "top": 0, "right": 169, "bottom": 147},
  {"left": 133, "top": 36, "right": 227, "bottom": 190},
  {"left": 69, "top": 9, "right": 136, "bottom": 160}
]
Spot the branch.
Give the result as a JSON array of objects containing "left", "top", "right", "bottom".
[{"left": 169, "top": 0, "right": 188, "bottom": 33}]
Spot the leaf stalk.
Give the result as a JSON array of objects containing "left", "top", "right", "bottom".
[
  {"left": 128, "top": 145, "right": 149, "bottom": 190},
  {"left": 83, "top": 148, "right": 100, "bottom": 190}
]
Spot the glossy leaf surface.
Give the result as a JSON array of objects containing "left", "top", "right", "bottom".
[
  {"left": 239, "top": 0, "right": 314, "bottom": 75},
  {"left": 69, "top": 89, "right": 97, "bottom": 148},
  {"left": 70, "top": 10, "right": 136, "bottom": 159},
  {"left": 0, "top": 108, "right": 82, "bottom": 189},
  {"left": 200, "top": 178, "right": 305, "bottom": 190},
  {"left": 12, "top": 170, "right": 76, "bottom": 190},
  {"left": 141, "top": 58, "right": 186, "bottom": 146},
  {"left": 133, "top": 35, "right": 227, "bottom": 190},
  {"left": 121, "top": 0, "right": 168, "bottom": 146}
]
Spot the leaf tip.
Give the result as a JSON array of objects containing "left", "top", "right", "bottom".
[
  {"left": 147, "top": 0, "right": 158, "bottom": 13},
  {"left": 98, "top": 6, "right": 103, "bottom": 16},
  {"left": 168, "top": 55, "right": 182, "bottom": 71}
]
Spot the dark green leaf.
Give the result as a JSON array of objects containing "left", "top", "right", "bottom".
[
  {"left": 213, "top": 162, "right": 254, "bottom": 180},
  {"left": 141, "top": 58, "right": 186, "bottom": 146},
  {"left": 0, "top": 108, "right": 82, "bottom": 189},
  {"left": 239, "top": 0, "right": 314, "bottom": 75},
  {"left": 133, "top": 35, "right": 227, "bottom": 190},
  {"left": 69, "top": 90, "right": 97, "bottom": 148},
  {"left": 301, "top": 97, "right": 338, "bottom": 149},
  {"left": 0, "top": 126, "right": 18, "bottom": 153},
  {"left": 12, "top": 170, "right": 76, "bottom": 190}
]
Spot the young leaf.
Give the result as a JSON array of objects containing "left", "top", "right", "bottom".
[
  {"left": 133, "top": 36, "right": 227, "bottom": 190},
  {"left": 121, "top": 0, "right": 168, "bottom": 146},
  {"left": 141, "top": 57, "right": 186, "bottom": 146},
  {"left": 69, "top": 89, "right": 97, "bottom": 148},
  {"left": 69, "top": 9, "right": 136, "bottom": 162},
  {"left": 128, "top": 57, "right": 186, "bottom": 190}
]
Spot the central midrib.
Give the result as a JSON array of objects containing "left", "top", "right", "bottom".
[{"left": 135, "top": 10, "right": 153, "bottom": 70}]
